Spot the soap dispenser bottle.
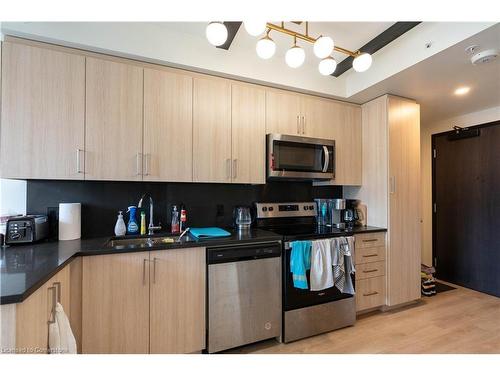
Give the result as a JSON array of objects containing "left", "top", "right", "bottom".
[
  {"left": 114, "top": 211, "right": 127, "bottom": 236},
  {"left": 127, "top": 206, "right": 139, "bottom": 235}
]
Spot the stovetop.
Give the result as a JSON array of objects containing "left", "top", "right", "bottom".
[{"left": 259, "top": 224, "right": 364, "bottom": 241}]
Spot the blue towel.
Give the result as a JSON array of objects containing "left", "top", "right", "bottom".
[
  {"left": 290, "top": 241, "right": 312, "bottom": 289},
  {"left": 189, "top": 227, "right": 231, "bottom": 238}
]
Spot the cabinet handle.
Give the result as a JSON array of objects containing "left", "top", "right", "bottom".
[
  {"left": 47, "top": 286, "right": 57, "bottom": 324},
  {"left": 363, "top": 291, "right": 379, "bottom": 297},
  {"left": 226, "top": 158, "right": 231, "bottom": 180},
  {"left": 136, "top": 153, "right": 143, "bottom": 176},
  {"left": 302, "top": 115, "right": 306, "bottom": 134},
  {"left": 297, "top": 115, "right": 300, "bottom": 134},
  {"left": 143, "top": 258, "right": 148, "bottom": 285},
  {"left": 362, "top": 239, "right": 378, "bottom": 242},
  {"left": 153, "top": 258, "right": 158, "bottom": 284},
  {"left": 53, "top": 281, "right": 61, "bottom": 304},
  {"left": 362, "top": 254, "right": 378, "bottom": 258},
  {"left": 390, "top": 176, "right": 396, "bottom": 194},
  {"left": 144, "top": 154, "right": 150, "bottom": 176},
  {"left": 76, "top": 149, "right": 84, "bottom": 174},
  {"left": 233, "top": 159, "right": 237, "bottom": 179},
  {"left": 363, "top": 269, "right": 378, "bottom": 273}
]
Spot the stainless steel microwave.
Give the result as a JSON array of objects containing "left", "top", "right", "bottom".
[{"left": 267, "top": 134, "right": 335, "bottom": 180}]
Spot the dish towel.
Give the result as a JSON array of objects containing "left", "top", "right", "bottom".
[
  {"left": 290, "top": 241, "right": 312, "bottom": 289},
  {"left": 49, "top": 302, "right": 77, "bottom": 354},
  {"left": 310, "top": 239, "right": 334, "bottom": 291},
  {"left": 332, "top": 237, "right": 356, "bottom": 295}
]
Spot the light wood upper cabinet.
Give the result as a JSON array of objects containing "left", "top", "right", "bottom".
[
  {"left": 231, "top": 83, "right": 266, "bottom": 184},
  {"left": 16, "top": 263, "right": 71, "bottom": 354},
  {"left": 387, "top": 96, "right": 421, "bottom": 306},
  {"left": 333, "top": 104, "right": 362, "bottom": 185},
  {"left": 82, "top": 252, "right": 150, "bottom": 354},
  {"left": 143, "top": 68, "right": 193, "bottom": 182},
  {"left": 193, "top": 77, "right": 232, "bottom": 183},
  {"left": 150, "top": 247, "right": 206, "bottom": 354},
  {"left": 85, "top": 57, "right": 143, "bottom": 181},
  {"left": 301, "top": 96, "right": 336, "bottom": 139},
  {"left": 0, "top": 41, "right": 85, "bottom": 179},
  {"left": 266, "top": 89, "right": 302, "bottom": 136}
]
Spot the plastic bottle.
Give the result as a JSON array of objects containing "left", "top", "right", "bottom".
[
  {"left": 171, "top": 205, "right": 180, "bottom": 234},
  {"left": 180, "top": 208, "right": 187, "bottom": 232},
  {"left": 114, "top": 211, "right": 127, "bottom": 236},
  {"left": 127, "top": 206, "right": 139, "bottom": 235},
  {"left": 140, "top": 210, "right": 146, "bottom": 235}
]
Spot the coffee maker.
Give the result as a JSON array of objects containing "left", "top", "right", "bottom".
[
  {"left": 343, "top": 199, "right": 363, "bottom": 228},
  {"left": 314, "top": 198, "right": 346, "bottom": 229}
]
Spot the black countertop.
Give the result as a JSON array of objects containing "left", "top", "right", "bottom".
[{"left": 0, "top": 226, "right": 386, "bottom": 305}]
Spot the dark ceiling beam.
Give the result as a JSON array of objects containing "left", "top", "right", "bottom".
[
  {"left": 332, "top": 22, "right": 421, "bottom": 77},
  {"left": 217, "top": 22, "right": 242, "bottom": 50}
]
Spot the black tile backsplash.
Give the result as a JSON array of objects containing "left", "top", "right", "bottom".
[{"left": 27, "top": 180, "right": 342, "bottom": 238}]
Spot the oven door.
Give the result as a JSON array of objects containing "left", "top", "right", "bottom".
[
  {"left": 267, "top": 134, "right": 334, "bottom": 180},
  {"left": 283, "top": 244, "right": 354, "bottom": 311}
]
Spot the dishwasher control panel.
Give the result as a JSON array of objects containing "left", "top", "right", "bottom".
[{"left": 207, "top": 242, "right": 281, "bottom": 264}]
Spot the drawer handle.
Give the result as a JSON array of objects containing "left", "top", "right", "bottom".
[
  {"left": 363, "top": 269, "right": 378, "bottom": 273},
  {"left": 362, "top": 239, "right": 378, "bottom": 242},
  {"left": 362, "top": 254, "right": 378, "bottom": 258},
  {"left": 363, "top": 291, "right": 379, "bottom": 297}
]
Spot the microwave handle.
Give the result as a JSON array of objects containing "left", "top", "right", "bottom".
[{"left": 322, "top": 146, "right": 330, "bottom": 172}]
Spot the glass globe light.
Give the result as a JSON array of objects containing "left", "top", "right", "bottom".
[
  {"left": 256, "top": 35, "right": 276, "bottom": 59},
  {"left": 314, "top": 36, "right": 334, "bottom": 58},
  {"left": 318, "top": 57, "right": 337, "bottom": 75},
  {"left": 206, "top": 22, "right": 228, "bottom": 46},
  {"left": 352, "top": 53, "right": 373, "bottom": 72},
  {"left": 244, "top": 21, "right": 267, "bottom": 36},
  {"left": 285, "top": 45, "right": 305, "bottom": 68}
]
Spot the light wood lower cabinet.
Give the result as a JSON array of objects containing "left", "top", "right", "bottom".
[
  {"left": 0, "top": 41, "right": 85, "bottom": 180},
  {"left": 82, "top": 248, "right": 206, "bottom": 354},
  {"left": 15, "top": 264, "right": 71, "bottom": 353},
  {"left": 150, "top": 247, "right": 205, "bottom": 354},
  {"left": 82, "top": 251, "right": 150, "bottom": 354}
]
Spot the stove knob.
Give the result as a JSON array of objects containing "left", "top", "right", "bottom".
[
  {"left": 303, "top": 206, "right": 308, "bottom": 210},
  {"left": 262, "top": 207, "right": 268, "bottom": 212},
  {"left": 309, "top": 205, "right": 315, "bottom": 210},
  {"left": 268, "top": 207, "right": 274, "bottom": 212}
]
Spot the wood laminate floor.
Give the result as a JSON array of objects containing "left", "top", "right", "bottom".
[{"left": 226, "top": 282, "right": 500, "bottom": 354}]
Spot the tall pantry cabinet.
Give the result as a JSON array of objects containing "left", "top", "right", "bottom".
[{"left": 345, "top": 95, "right": 421, "bottom": 307}]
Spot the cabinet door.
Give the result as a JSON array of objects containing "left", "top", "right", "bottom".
[
  {"left": 333, "top": 104, "right": 362, "bottom": 185},
  {"left": 82, "top": 252, "right": 150, "bottom": 353},
  {"left": 387, "top": 96, "right": 421, "bottom": 306},
  {"left": 0, "top": 42, "right": 85, "bottom": 179},
  {"left": 231, "top": 83, "right": 266, "bottom": 184},
  {"left": 16, "top": 264, "right": 71, "bottom": 354},
  {"left": 301, "top": 96, "right": 335, "bottom": 139},
  {"left": 193, "top": 77, "right": 232, "bottom": 183},
  {"left": 150, "top": 247, "right": 205, "bottom": 353},
  {"left": 266, "top": 89, "right": 302, "bottom": 136},
  {"left": 85, "top": 57, "right": 143, "bottom": 181},
  {"left": 143, "top": 68, "right": 193, "bottom": 182}
]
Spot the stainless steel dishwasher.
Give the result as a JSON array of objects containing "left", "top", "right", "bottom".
[{"left": 207, "top": 241, "right": 282, "bottom": 353}]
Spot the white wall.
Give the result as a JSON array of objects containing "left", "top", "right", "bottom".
[
  {"left": 420, "top": 105, "right": 500, "bottom": 265},
  {"left": 0, "top": 179, "right": 27, "bottom": 218}
]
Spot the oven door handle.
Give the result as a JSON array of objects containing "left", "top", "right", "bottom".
[{"left": 322, "top": 146, "right": 330, "bottom": 173}]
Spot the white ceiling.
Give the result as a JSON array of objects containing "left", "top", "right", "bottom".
[
  {"left": 150, "top": 21, "right": 394, "bottom": 70},
  {"left": 348, "top": 23, "right": 500, "bottom": 125}
]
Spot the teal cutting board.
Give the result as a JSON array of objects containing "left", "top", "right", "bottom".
[{"left": 189, "top": 227, "right": 231, "bottom": 239}]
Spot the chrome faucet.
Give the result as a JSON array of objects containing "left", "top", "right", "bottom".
[{"left": 138, "top": 193, "right": 162, "bottom": 235}]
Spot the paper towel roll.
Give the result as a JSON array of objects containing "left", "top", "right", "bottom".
[{"left": 59, "top": 203, "right": 81, "bottom": 241}]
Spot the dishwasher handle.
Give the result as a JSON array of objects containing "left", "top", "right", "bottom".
[{"left": 208, "top": 243, "right": 281, "bottom": 264}]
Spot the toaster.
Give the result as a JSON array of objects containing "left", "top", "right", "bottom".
[{"left": 5, "top": 215, "right": 49, "bottom": 244}]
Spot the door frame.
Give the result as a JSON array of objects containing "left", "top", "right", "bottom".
[{"left": 431, "top": 119, "right": 500, "bottom": 269}]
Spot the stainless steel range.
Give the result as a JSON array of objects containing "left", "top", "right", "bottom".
[{"left": 255, "top": 201, "right": 356, "bottom": 343}]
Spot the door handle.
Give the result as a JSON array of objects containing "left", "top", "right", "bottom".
[
  {"left": 363, "top": 291, "right": 379, "bottom": 297},
  {"left": 143, "top": 258, "right": 148, "bottom": 285},
  {"left": 322, "top": 146, "right": 330, "bottom": 172},
  {"left": 76, "top": 149, "right": 84, "bottom": 174},
  {"left": 226, "top": 158, "right": 231, "bottom": 180},
  {"left": 302, "top": 115, "right": 306, "bottom": 134},
  {"left": 296, "top": 115, "right": 300, "bottom": 134},
  {"left": 47, "top": 286, "right": 57, "bottom": 324},
  {"left": 362, "top": 253, "right": 378, "bottom": 258},
  {"left": 362, "top": 269, "right": 379, "bottom": 273},
  {"left": 390, "top": 176, "right": 396, "bottom": 194},
  {"left": 53, "top": 282, "right": 61, "bottom": 304},
  {"left": 232, "top": 159, "right": 237, "bottom": 179}
]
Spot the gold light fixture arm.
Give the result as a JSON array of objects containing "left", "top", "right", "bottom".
[{"left": 265, "top": 22, "right": 359, "bottom": 57}]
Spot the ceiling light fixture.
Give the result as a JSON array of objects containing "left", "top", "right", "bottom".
[
  {"left": 206, "top": 22, "right": 228, "bottom": 46},
  {"left": 285, "top": 36, "right": 305, "bottom": 68},
  {"left": 244, "top": 21, "right": 267, "bottom": 36},
  {"left": 206, "top": 21, "right": 373, "bottom": 76},
  {"left": 454, "top": 86, "right": 470, "bottom": 96},
  {"left": 318, "top": 57, "right": 337, "bottom": 75},
  {"left": 256, "top": 30, "right": 276, "bottom": 59}
]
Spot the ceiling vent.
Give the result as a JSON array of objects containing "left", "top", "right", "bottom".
[{"left": 470, "top": 48, "right": 499, "bottom": 65}]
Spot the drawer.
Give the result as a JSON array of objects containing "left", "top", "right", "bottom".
[
  {"left": 355, "top": 232, "right": 386, "bottom": 249},
  {"left": 355, "top": 245, "right": 385, "bottom": 265},
  {"left": 356, "top": 276, "right": 385, "bottom": 312},
  {"left": 355, "top": 261, "right": 385, "bottom": 281}
]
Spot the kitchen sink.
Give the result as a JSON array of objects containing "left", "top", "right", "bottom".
[{"left": 105, "top": 235, "right": 192, "bottom": 249}]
